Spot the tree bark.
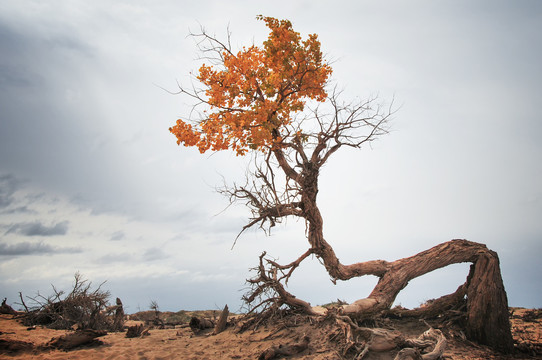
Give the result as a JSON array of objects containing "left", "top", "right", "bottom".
[{"left": 464, "top": 250, "right": 513, "bottom": 353}]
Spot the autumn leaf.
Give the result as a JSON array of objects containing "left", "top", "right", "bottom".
[{"left": 170, "top": 16, "right": 332, "bottom": 155}]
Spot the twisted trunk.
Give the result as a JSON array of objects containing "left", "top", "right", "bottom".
[
  {"left": 315, "top": 235, "right": 513, "bottom": 352},
  {"left": 272, "top": 151, "right": 513, "bottom": 352},
  {"left": 363, "top": 240, "right": 513, "bottom": 353}
]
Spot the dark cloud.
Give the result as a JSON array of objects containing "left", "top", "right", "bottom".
[
  {"left": 0, "top": 174, "right": 19, "bottom": 208},
  {"left": 0, "top": 174, "right": 36, "bottom": 214},
  {"left": 1, "top": 206, "right": 35, "bottom": 214},
  {"left": 0, "top": 24, "right": 39, "bottom": 88},
  {"left": 5, "top": 221, "right": 69, "bottom": 236},
  {"left": 0, "top": 20, "right": 135, "bottom": 218},
  {"left": 0, "top": 240, "right": 81, "bottom": 256},
  {"left": 110, "top": 231, "right": 125, "bottom": 241}
]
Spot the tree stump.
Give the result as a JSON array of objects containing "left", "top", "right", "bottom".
[
  {"left": 213, "top": 304, "right": 229, "bottom": 335},
  {"left": 113, "top": 297, "right": 124, "bottom": 331}
]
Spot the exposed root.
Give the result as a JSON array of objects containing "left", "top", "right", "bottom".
[
  {"left": 333, "top": 314, "right": 447, "bottom": 359},
  {"left": 242, "top": 310, "right": 448, "bottom": 359},
  {"left": 258, "top": 335, "right": 310, "bottom": 360},
  {"left": 401, "top": 321, "right": 446, "bottom": 360}
]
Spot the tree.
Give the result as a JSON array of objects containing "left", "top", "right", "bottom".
[{"left": 170, "top": 16, "right": 513, "bottom": 352}]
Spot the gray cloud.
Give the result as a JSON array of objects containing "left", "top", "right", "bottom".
[
  {"left": 142, "top": 247, "right": 169, "bottom": 261},
  {"left": 96, "top": 252, "right": 133, "bottom": 264},
  {"left": 0, "top": 240, "right": 81, "bottom": 256},
  {"left": 0, "top": 174, "right": 37, "bottom": 214},
  {"left": 0, "top": 23, "right": 39, "bottom": 88},
  {"left": 1, "top": 206, "right": 35, "bottom": 214},
  {"left": 110, "top": 231, "right": 125, "bottom": 241},
  {"left": 0, "top": 19, "right": 141, "bottom": 218},
  {"left": 5, "top": 221, "right": 69, "bottom": 237}
]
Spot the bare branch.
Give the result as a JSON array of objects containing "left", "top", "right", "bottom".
[
  {"left": 243, "top": 252, "right": 318, "bottom": 315},
  {"left": 266, "top": 248, "right": 314, "bottom": 285}
]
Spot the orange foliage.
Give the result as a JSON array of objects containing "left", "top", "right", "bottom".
[{"left": 170, "top": 16, "right": 332, "bottom": 155}]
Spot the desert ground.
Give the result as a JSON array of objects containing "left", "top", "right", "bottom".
[{"left": 1, "top": 307, "right": 540, "bottom": 359}]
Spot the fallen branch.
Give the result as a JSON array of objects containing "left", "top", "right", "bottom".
[
  {"left": 189, "top": 316, "right": 214, "bottom": 334},
  {"left": 46, "top": 329, "right": 107, "bottom": 350},
  {"left": 126, "top": 324, "right": 149, "bottom": 338},
  {"left": 18, "top": 292, "right": 29, "bottom": 313},
  {"left": 258, "top": 336, "right": 310, "bottom": 360}
]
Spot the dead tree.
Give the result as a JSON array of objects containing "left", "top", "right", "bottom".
[{"left": 169, "top": 17, "right": 514, "bottom": 352}]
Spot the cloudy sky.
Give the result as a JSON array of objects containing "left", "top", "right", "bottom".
[{"left": 1, "top": 1, "right": 541, "bottom": 313}]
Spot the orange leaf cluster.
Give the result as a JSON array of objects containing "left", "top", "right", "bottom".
[{"left": 170, "top": 16, "right": 332, "bottom": 155}]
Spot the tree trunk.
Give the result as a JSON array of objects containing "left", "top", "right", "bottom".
[
  {"left": 464, "top": 250, "right": 513, "bottom": 353},
  {"left": 339, "top": 239, "right": 513, "bottom": 353}
]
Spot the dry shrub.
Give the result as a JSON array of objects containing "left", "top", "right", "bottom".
[{"left": 19, "top": 272, "right": 122, "bottom": 331}]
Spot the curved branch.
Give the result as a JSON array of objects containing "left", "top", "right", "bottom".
[{"left": 273, "top": 148, "right": 301, "bottom": 182}]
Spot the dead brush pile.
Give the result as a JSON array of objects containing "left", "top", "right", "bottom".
[{"left": 18, "top": 272, "right": 123, "bottom": 332}]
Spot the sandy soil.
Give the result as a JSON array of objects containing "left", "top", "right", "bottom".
[{"left": 1, "top": 308, "right": 540, "bottom": 359}]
